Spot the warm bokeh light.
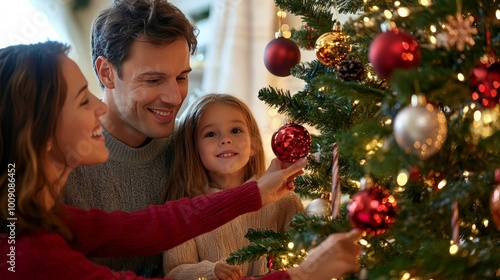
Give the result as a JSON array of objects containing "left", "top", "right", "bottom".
[
  {"left": 437, "top": 179, "right": 447, "bottom": 190},
  {"left": 449, "top": 244, "right": 459, "bottom": 255},
  {"left": 483, "top": 219, "right": 489, "bottom": 227},
  {"left": 419, "top": 0, "right": 432, "bottom": 6},
  {"left": 384, "top": 10, "right": 393, "bottom": 19},
  {"left": 457, "top": 73, "right": 465, "bottom": 81},
  {"left": 397, "top": 7, "right": 410, "bottom": 17},
  {"left": 397, "top": 170, "right": 409, "bottom": 186}
]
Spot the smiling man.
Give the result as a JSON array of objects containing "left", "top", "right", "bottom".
[{"left": 64, "top": 0, "right": 198, "bottom": 277}]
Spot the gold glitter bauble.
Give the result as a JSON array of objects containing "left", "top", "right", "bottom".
[{"left": 315, "top": 23, "right": 351, "bottom": 67}]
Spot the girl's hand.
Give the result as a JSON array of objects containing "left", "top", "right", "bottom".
[
  {"left": 214, "top": 260, "right": 242, "bottom": 280},
  {"left": 256, "top": 158, "right": 306, "bottom": 206}
]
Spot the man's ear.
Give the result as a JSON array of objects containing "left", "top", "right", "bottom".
[
  {"left": 95, "top": 56, "right": 116, "bottom": 89},
  {"left": 46, "top": 138, "right": 53, "bottom": 152}
]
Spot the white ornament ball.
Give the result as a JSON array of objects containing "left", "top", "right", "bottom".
[
  {"left": 305, "top": 198, "right": 331, "bottom": 216},
  {"left": 393, "top": 103, "right": 448, "bottom": 159}
]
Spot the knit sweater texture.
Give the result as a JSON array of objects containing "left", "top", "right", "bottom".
[
  {"left": 163, "top": 187, "right": 304, "bottom": 280},
  {"left": 63, "top": 128, "right": 170, "bottom": 276},
  {"left": 0, "top": 182, "right": 296, "bottom": 280}
]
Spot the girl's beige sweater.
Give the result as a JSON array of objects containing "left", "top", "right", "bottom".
[{"left": 163, "top": 189, "right": 303, "bottom": 280}]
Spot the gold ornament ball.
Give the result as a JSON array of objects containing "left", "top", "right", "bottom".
[
  {"left": 315, "top": 30, "right": 351, "bottom": 67},
  {"left": 305, "top": 198, "right": 331, "bottom": 216}
]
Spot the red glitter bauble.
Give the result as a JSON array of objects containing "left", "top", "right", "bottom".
[
  {"left": 348, "top": 185, "right": 398, "bottom": 236},
  {"left": 368, "top": 28, "right": 421, "bottom": 79},
  {"left": 264, "top": 37, "right": 301, "bottom": 77},
  {"left": 271, "top": 123, "right": 312, "bottom": 163},
  {"left": 469, "top": 61, "right": 500, "bottom": 107}
]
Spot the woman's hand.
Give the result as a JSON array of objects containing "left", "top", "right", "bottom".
[{"left": 287, "top": 229, "right": 363, "bottom": 280}]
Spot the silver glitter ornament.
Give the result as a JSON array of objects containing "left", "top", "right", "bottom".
[{"left": 305, "top": 198, "right": 331, "bottom": 217}]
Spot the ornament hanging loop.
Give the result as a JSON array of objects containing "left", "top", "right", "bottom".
[
  {"left": 333, "top": 21, "right": 341, "bottom": 32},
  {"left": 456, "top": 0, "right": 462, "bottom": 15},
  {"left": 360, "top": 176, "right": 375, "bottom": 191},
  {"left": 275, "top": 10, "right": 287, "bottom": 38},
  {"left": 331, "top": 0, "right": 340, "bottom": 24},
  {"left": 411, "top": 94, "right": 427, "bottom": 107},
  {"left": 380, "top": 20, "right": 397, "bottom": 32}
]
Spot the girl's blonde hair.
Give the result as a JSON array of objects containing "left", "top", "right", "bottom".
[
  {"left": 0, "top": 41, "right": 72, "bottom": 239},
  {"left": 163, "top": 93, "right": 266, "bottom": 201}
]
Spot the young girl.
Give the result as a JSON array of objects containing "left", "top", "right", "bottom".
[
  {"left": 163, "top": 94, "right": 305, "bottom": 280},
  {"left": 0, "top": 41, "right": 360, "bottom": 280}
]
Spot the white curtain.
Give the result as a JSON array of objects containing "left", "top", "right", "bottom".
[{"left": 201, "top": 0, "right": 311, "bottom": 162}]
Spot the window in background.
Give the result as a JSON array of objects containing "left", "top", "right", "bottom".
[
  {"left": 0, "top": 0, "right": 64, "bottom": 48},
  {"left": 169, "top": 0, "right": 212, "bottom": 117}
]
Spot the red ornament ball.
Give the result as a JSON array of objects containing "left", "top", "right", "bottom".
[
  {"left": 409, "top": 166, "right": 420, "bottom": 181},
  {"left": 264, "top": 37, "right": 301, "bottom": 77},
  {"left": 469, "top": 61, "right": 500, "bottom": 107},
  {"left": 271, "top": 123, "right": 312, "bottom": 163},
  {"left": 348, "top": 185, "right": 398, "bottom": 236},
  {"left": 490, "top": 184, "right": 500, "bottom": 231},
  {"left": 368, "top": 28, "right": 421, "bottom": 79}
]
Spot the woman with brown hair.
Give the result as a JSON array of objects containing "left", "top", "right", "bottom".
[{"left": 0, "top": 41, "right": 360, "bottom": 280}]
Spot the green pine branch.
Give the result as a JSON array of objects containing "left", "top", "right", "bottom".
[{"left": 254, "top": 0, "right": 500, "bottom": 277}]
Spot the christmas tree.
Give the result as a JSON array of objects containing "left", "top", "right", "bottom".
[{"left": 227, "top": 0, "right": 500, "bottom": 279}]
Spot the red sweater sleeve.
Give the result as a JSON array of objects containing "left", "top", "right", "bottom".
[
  {"left": 0, "top": 230, "right": 293, "bottom": 280},
  {"left": 108, "top": 268, "right": 291, "bottom": 280},
  {"left": 60, "top": 181, "right": 262, "bottom": 258},
  {"left": 257, "top": 271, "right": 292, "bottom": 280}
]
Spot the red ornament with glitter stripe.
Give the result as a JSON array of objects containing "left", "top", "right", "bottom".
[{"left": 271, "top": 123, "right": 312, "bottom": 163}]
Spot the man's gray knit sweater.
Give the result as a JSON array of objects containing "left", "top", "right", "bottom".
[{"left": 64, "top": 128, "right": 170, "bottom": 277}]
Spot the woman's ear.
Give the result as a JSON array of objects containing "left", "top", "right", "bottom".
[{"left": 95, "top": 56, "right": 115, "bottom": 89}]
